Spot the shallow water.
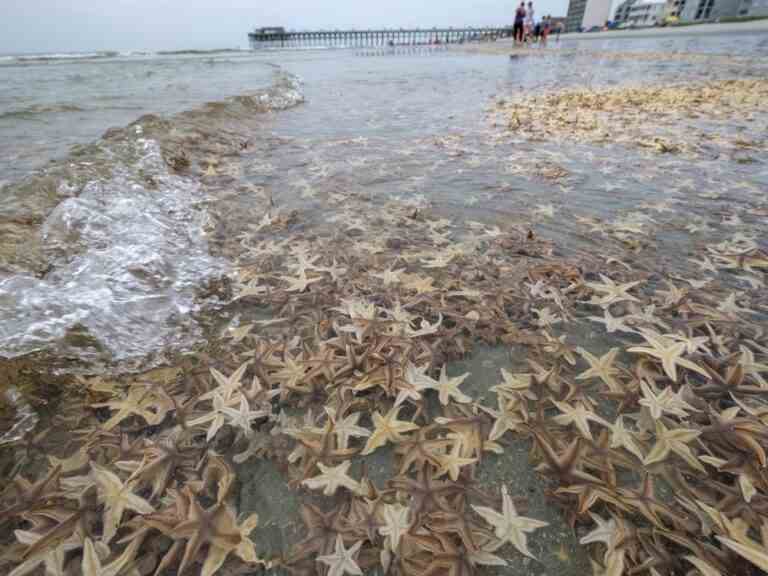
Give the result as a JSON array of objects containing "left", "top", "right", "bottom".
[
  {"left": 0, "top": 31, "right": 767, "bottom": 575},
  {"left": 1, "top": 31, "right": 766, "bottom": 372}
]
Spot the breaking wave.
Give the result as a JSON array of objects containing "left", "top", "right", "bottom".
[{"left": 0, "top": 70, "right": 305, "bottom": 369}]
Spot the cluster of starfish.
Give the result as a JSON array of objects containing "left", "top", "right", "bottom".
[
  {"left": 490, "top": 78, "right": 768, "bottom": 157},
  {"left": 1, "top": 190, "right": 767, "bottom": 576}
]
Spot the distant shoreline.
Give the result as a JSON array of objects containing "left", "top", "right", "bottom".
[{"left": 563, "top": 18, "right": 768, "bottom": 40}]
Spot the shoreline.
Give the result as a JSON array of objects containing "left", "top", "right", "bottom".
[{"left": 564, "top": 18, "right": 768, "bottom": 40}]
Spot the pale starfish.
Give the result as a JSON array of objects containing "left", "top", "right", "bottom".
[
  {"left": 279, "top": 272, "right": 322, "bottom": 292},
  {"left": 436, "top": 437, "right": 477, "bottom": 481},
  {"left": 628, "top": 330, "right": 710, "bottom": 383},
  {"left": 638, "top": 379, "right": 697, "bottom": 419},
  {"left": 371, "top": 267, "right": 405, "bottom": 286},
  {"left": 81, "top": 537, "right": 144, "bottom": 576},
  {"left": 200, "top": 361, "right": 251, "bottom": 402},
  {"left": 739, "top": 345, "right": 768, "bottom": 388},
  {"left": 187, "top": 393, "right": 233, "bottom": 442},
  {"left": 422, "top": 365, "right": 472, "bottom": 406},
  {"left": 607, "top": 416, "right": 645, "bottom": 461},
  {"left": 551, "top": 401, "right": 608, "bottom": 441},
  {"left": 91, "top": 463, "right": 154, "bottom": 543},
  {"left": 361, "top": 405, "right": 419, "bottom": 455},
  {"left": 302, "top": 461, "right": 361, "bottom": 496},
  {"left": 471, "top": 486, "right": 548, "bottom": 559},
  {"left": 317, "top": 535, "right": 363, "bottom": 576},
  {"left": 718, "top": 293, "right": 757, "bottom": 317},
  {"left": 378, "top": 503, "right": 411, "bottom": 552},
  {"left": 575, "top": 347, "right": 623, "bottom": 393},
  {"left": 220, "top": 396, "right": 269, "bottom": 437},
  {"left": 643, "top": 420, "right": 704, "bottom": 472},
  {"left": 586, "top": 274, "right": 642, "bottom": 308},
  {"left": 326, "top": 409, "right": 371, "bottom": 449}
]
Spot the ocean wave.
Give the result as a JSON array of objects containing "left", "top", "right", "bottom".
[
  {"left": 5, "top": 51, "right": 120, "bottom": 63},
  {"left": 0, "top": 103, "right": 86, "bottom": 121},
  {"left": 156, "top": 48, "right": 245, "bottom": 56},
  {"left": 0, "top": 68, "right": 304, "bottom": 369}
]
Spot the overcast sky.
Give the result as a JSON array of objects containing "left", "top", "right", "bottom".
[{"left": 2, "top": 0, "right": 570, "bottom": 53}]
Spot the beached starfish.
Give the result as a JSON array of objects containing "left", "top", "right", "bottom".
[
  {"left": 643, "top": 420, "right": 704, "bottom": 472},
  {"left": 471, "top": 486, "right": 548, "bottom": 559},
  {"left": 316, "top": 535, "right": 363, "bottom": 576},
  {"left": 378, "top": 503, "right": 411, "bottom": 552},
  {"left": 200, "top": 362, "right": 250, "bottom": 402},
  {"left": 361, "top": 405, "right": 419, "bottom": 455},
  {"left": 576, "top": 347, "right": 623, "bottom": 393},
  {"left": 91, "top": 463, "right": 154, "bottom": 543},
  {"left": 607, "top": 416, "right": 645, "bottom": 462},
  {"left": 436, "top": 437, "right": 477, "bottom": 481},
  {"left": 628, "top": 331, "right": 709, "bottom": 383},
  {"left": 302, "top": 461, "right": 361, "bottom": 496},
  {"left": 551, "top": 400, "right": 608, "bottom": 441},
  {"left": 420, "top": 365, "right": 472, "bottom": 406},
  {"left": 586, "top": 274, "right": 642, "bottom": 308},
  {"left": 220, "top": 395, "right": 269, "bottom": 436},
  {"left": 638, "top": 379, "right": 697, "bottom": 419},
  {"left": 81, "top": 536, "right": 144, "bottom": 576}
]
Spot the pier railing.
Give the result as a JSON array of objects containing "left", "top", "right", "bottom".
[{"left": 248, "top": 27, "right": 512, "bottom": 48}]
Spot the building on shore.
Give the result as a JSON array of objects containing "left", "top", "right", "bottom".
[
  {"left": 565, "top": 0, "right": 613, "bottom": 31},
  {"left": 614, "top": 0, "right": 639, "bottom": 24},
  {"left": 739, "top": 0, "right": 768, "bottom": 15},
  {"left": 626, "top": 1, "right": 667, "bottom": 24},
  {"left": 665, "top": 0, "right": 688, "bottom": 18},
  {"left": 679, "top": 0, "right": 741, "bottom": 20}
]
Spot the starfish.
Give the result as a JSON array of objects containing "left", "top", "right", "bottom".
[
  {"left": 481, "top": 396, "right": 525, "bottom": 441},
  {"left": 378, "top": 503, "right": 411, "bottom": 552},
  {"left": 607, "top": 416, "right": 645, "bottom": 461},
  {"left": 81, "top": 537, "right": 144, "bottom": 576},
  {"left": 421, "top": 365, "right": 472, "bottom": 406},
  {"left": 531, "top": 431, "right": 602, "bottom": 485},
  {"left": 325, "top": 409, "right": 370, "bottom": 450},
  {"left": 394, "top": 427, "right": 451, "bottom": 475},
  {"left": 220, "top": 395, "right": 269, "bottom": 437},
  {"left": 490, "top": 369, "right": 534, "bottom": 401},
  {"left": 316, "top": 535, "right": 363, "bottom": 576},
  {"left": 575, "top": 347, "right": 623, "bottom": 393},
  {"left": 279, "top": 271, "right": 321, "bottom": 293},
  {"left": 739, "top": 345, "right": 768, "bottom": 388},
  {"left": 200, "top": 362, "right": 250, "bottom": 402},
  {"left": 585, "top": 274, "right": 642, "bottom": 308},
  {"left": 643, "top": 420, "right": 704, "bottom": 472},
  {"left": 91, "top": 463, "right": 154, "bottom": 543},
  {"left": 717, "top": 293, "right": 757, "bottom": 317},
  {"left": 371, "top": 267, "right": 405, "bottom": 286},
  {"left": 302, "top": 461, "right": 361, "bottom": 496},
  {"left": 402, "top": 274, "right": 436, "bottom": 294},
  {"left": 471, "top": 486, "right": 548, "bottom": 559},
  {"left": 551, "top": 400, "right": 608, "bottom": 441},
  {"left": 628, "top": 331, "right": 710, "bottom": 383},
  {"left": 362, "top": 405, "right": 419, "bottom": 455},
  {"left": 436, "top": 437, "right": 477, "bottom": 481},
  {"left": 638, "top": 379, "right": 697, "bottom": 419},
  {"left": 169, "top": 488, "right": 259, "bottom": 576},
  {"left": 587, "top": 308, "right": 636, "bottom": 334},
  {"left": 187, "top": 393, "right": 233, "bottom": 442},
  {"left": 0, "top": 464, "right": 62, "bottom": 522}
]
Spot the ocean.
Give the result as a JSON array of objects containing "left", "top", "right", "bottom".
[{"left": 1, "top": 32, "right": 767, "bottom": 370}]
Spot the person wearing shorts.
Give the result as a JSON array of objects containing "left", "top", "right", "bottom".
[
  {"left": 513, "top": 2, "right": 526, "bottom": 45},
  {"left": 525, "top": 2, "right": 535, "bottom": 43},
  {"left": 541, "top": 15, "right": 551, "bottom": 47}
]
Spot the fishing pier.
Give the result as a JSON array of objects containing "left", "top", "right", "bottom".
[{"left": 248, "top": 27, "right": 511, "bottom": 49}]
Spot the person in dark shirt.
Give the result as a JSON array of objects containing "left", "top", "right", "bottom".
[{"left": 513, "top": 2, "right": 526, "bottom": 45}]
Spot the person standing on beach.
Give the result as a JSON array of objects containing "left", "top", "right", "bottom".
[
  {"left": 541, "top": 15, "right": 551, "bottom": 47},
  {"left": 525, "top": 2, "right": 535, "bottom": 44},
  {"left": 513, "top": 2, "right": 526, "bottom": 45}
]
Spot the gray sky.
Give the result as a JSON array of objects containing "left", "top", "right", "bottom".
[{"left": 2, "top": 0, "right": 570, "bottom": 53}]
